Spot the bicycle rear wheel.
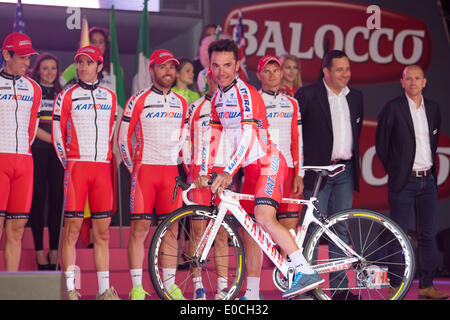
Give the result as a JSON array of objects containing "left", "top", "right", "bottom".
[
  {"left": 148, "top": 205, "right": 245, "bottom": 300},
  {"left": 304, "top": 209, "right": 415, "bottom": 300}
]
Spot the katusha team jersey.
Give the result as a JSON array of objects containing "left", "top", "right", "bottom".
[
  {"left": 52, "top": 81, "right": 117, "bottom": 166},
  {"left": 188, "top": 94, "right": 235, "bottom": 169},
  {"left": 118, "top": 86, "right": 189, "bottom": 172},
  {"left": 260, "top": 89, "right": 304, "bottom": 177},
  {"left": 205, "top": 78, "right": 276, "bottom": 177},
  {"left": 0, "top": 70, "right": 41, "bottom": 155}
]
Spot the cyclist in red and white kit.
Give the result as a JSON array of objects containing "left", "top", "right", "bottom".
[
  {"left": 52, "top": 45, "right": 119, "bottom": 300},
  {"left": 0, "top": 32, "right": 40, "bottom": 271},
  {"left": 186, "top": 72, "right": 238, "bottom": 299},
  {"left": 195, "top": 39, "right": 323, "bottom": 299},
  {"left": 257, "top": 55, "right": 304, "bottom": 221},
  {"left": 117, "top": 49, "right": 189, "bottom": 300},
  {"left": 236, "top": 55, "right": 305, "bottom": 299}
]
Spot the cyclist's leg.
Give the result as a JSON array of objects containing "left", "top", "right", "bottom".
[
  {"left": 89, "top": 162, "right": 115, "bottom": 296},
  {"left": 255, "top": 154, "right": 317, "bottom": 281},
  {"left": 128, "top": 164, "right": 154, "bottom": 291},
  {"left": 4, "top": 154, "right": 33, "bottom": 271},
  {"left": 155, "top": 165, "right": 183, "bottom": 291},
  {"left": 277, "top": 167, "right": 301, "bottom": 258},
  {"left": 241, "top": 162, "right": 263, "bottom": 300},
  {"left": 61, "top": 161, "right": 88, "bottom": 293}
]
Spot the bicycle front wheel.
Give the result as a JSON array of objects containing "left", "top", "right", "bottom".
[
  {"left": 148, "top": 205, "right": 246, "bottom": 300},
  {"left": 304, "top": 209, "right": 415, "bottom": 300}
]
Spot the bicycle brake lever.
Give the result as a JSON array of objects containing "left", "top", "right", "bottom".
[
  {"left": 172, "top": 181, "right": 179, "bottom": 202},
  {"left": 172, "top": 176, "right": 190, "bottom": 202}
]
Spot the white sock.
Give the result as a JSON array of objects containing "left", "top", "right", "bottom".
[
  {"left": 193, "top": 276, "right": 203, "bottom": 291},
  {"left": 245, "top": 277, "right": 260, "bottom": 300},
  {"left": 218, "top": 277, "right": 228, "bottom": 292},
  {"left": 289, "top": 249, "right": 314, "bottom": 274},
  {"left": 65, "top": 271, "right": 75, "bottom": 291},
  {"left": 162, "top": 268, "right": 176, "bottom": 290},
  {"left": 97, "top": 271, "right": 110, "bottom": 295},
  {"left": 130, "top": 268, "right": 143, "bottom": 288}
]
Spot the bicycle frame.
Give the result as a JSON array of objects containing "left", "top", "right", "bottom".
[{"left": 181, "top": 184, "right": 363, "bottom": 280}]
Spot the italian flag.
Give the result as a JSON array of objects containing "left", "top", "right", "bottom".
[{"left": 131, "top": 0, "right": 151, "bottom": 94}]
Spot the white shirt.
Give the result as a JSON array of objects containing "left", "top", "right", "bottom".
[
  {"left": 323, "top": 80, "right": 353, "bottom": 161},
  {"left": 406, "top": 94, "right": 432, "bottom": 171}
]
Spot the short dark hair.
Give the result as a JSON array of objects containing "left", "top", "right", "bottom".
[
  {"left": 208, "top": 39, "right": 238, "bottom": 61},
  {"left": 321, "top": 50, "right": 348, "bottom": 70},
  {"left": 175, "top": 57, "right": 194, "bottom": 72},
  {"left": 1, "top": 50, "right": 15, "bottom": 61}
]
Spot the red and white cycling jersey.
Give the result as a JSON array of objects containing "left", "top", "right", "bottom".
[
  {"left": 52, "top": 81, "right": 117, "bottom": 166},
  {"left": 0, "top": 70, "right": 41, "bottom": 155},
  {"left": 260, "top": 89, "right": 304, "bottom": 177},
  {"left": 188, "top": 94, "right": 235, "bottom": 170},
  {"left": 205, "top": 78, "right": 277, "bottom": 177},
  {"left": 118, "top": 86, "right": 188, "bottom": 172}
]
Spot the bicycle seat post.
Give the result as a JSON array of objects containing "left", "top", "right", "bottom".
[{"left": 311, "top": 170, "right": 327, "bottom": 199}]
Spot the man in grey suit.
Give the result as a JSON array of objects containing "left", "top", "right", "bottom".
[{"left": 376, "top": 65, "right": 448, "bottom": 300}]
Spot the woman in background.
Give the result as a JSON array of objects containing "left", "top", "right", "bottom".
[
  {"left": 279, "top": 54, "right": 303, "bottom": 96},
  {"left": 29, "top": 52, "right": 64, "bottom": 270},
  {"left": 172, "top": 57, "right": 200, "bottom": 104}
]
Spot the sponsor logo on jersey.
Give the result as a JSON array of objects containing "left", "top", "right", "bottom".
[
  {"left": 0, "top": 94, "right": 33, "bottom": 101},
  {"left": 267, "top": 111, "right": 293, "bottom": 119},
  {"left": 74, "top": 103, "right": 112, "bottom": 110},
  {"left": 239, "top": 87, "right": 251, "bottom": 112},
  {"left": 218, "top": 111, "right": 241, "bottom": 119},
  {"left": 145, "top": 111, "right": 183, "bottom": 119}
]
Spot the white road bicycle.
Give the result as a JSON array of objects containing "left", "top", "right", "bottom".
[{"left": 148, "top": 165, "right": 415, "bottom": 300}]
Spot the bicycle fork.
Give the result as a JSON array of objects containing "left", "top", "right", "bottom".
[{"left": 194, "top": 206, "right": 227, "bottom": 263}]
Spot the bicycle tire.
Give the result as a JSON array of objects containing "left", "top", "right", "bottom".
[
  {"left": 148, "top": 205, "right": 246, "bottom": 300},
  {"left": 303, "top": 209, "right": 415, "bottom": 300}
]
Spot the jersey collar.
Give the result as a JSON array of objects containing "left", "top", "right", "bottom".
[
  {"left": 78, "top": 79, "right": 99, "bottom": 90},
  {"left": 261, "top": 89, "right": 280, "bottom": 97},
  {"left": 151, "top": 85, "right": 171, "bottom": 95},
  {"left": 0, "top": 69, "right": 22, "bottom": 81},
  {"left": 219, "top": 78, "right": 237, "bottom": 93}
]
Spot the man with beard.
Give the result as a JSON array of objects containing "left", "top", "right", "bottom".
[
  {"left": 118, "top": 49, "right": 189, "bottom": 300},
  {"left": 0, "top": 32, "right": 40, "bottom": 271}
]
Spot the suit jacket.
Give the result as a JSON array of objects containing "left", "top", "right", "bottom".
[
  {"left": 375, "top": 95, "right": 441, "bottom": 193},
  {"left": 294, "top": 80, "right": 364, "bottom": 191}
]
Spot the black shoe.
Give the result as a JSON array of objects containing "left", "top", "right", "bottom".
[
  {"left": 332, "top": 290, "right": 361, "bottom": 300},
  {"left": 36, "top": 259, "right": 50, "bottom": 271}
]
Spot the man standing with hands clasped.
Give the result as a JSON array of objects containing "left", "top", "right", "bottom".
[{"left": 376, "top": 65, "right": 448, "bottom": 300}]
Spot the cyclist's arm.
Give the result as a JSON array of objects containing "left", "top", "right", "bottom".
[
  {"left": 51, "top": 91, "right": 69, "bottom": 168},
  {"left": 117, "top": 95, "right": 139, "bottom": 173},
  {"left": 223, "top": 123, "right": 256, "bottom": 177},
  {"left": 201, "top": 95, "right": 222, "bottom": 177},
  {"left": 28, "top": 81, "right": 42, "bottom": 146}
]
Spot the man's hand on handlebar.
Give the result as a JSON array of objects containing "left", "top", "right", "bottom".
[
  {"left": 211, "top": 172, "right": 232, "bottom": 193},
  {"left": 194, "top": 175, "right": 210, "bottom": 188}
]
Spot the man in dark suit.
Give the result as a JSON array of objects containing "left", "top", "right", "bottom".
[
  {"left": 376, "top": 65, "right": 448, "bottom": 299},
  {"left": 295, "top": 50, "right": 364, "bottom": 300}
]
